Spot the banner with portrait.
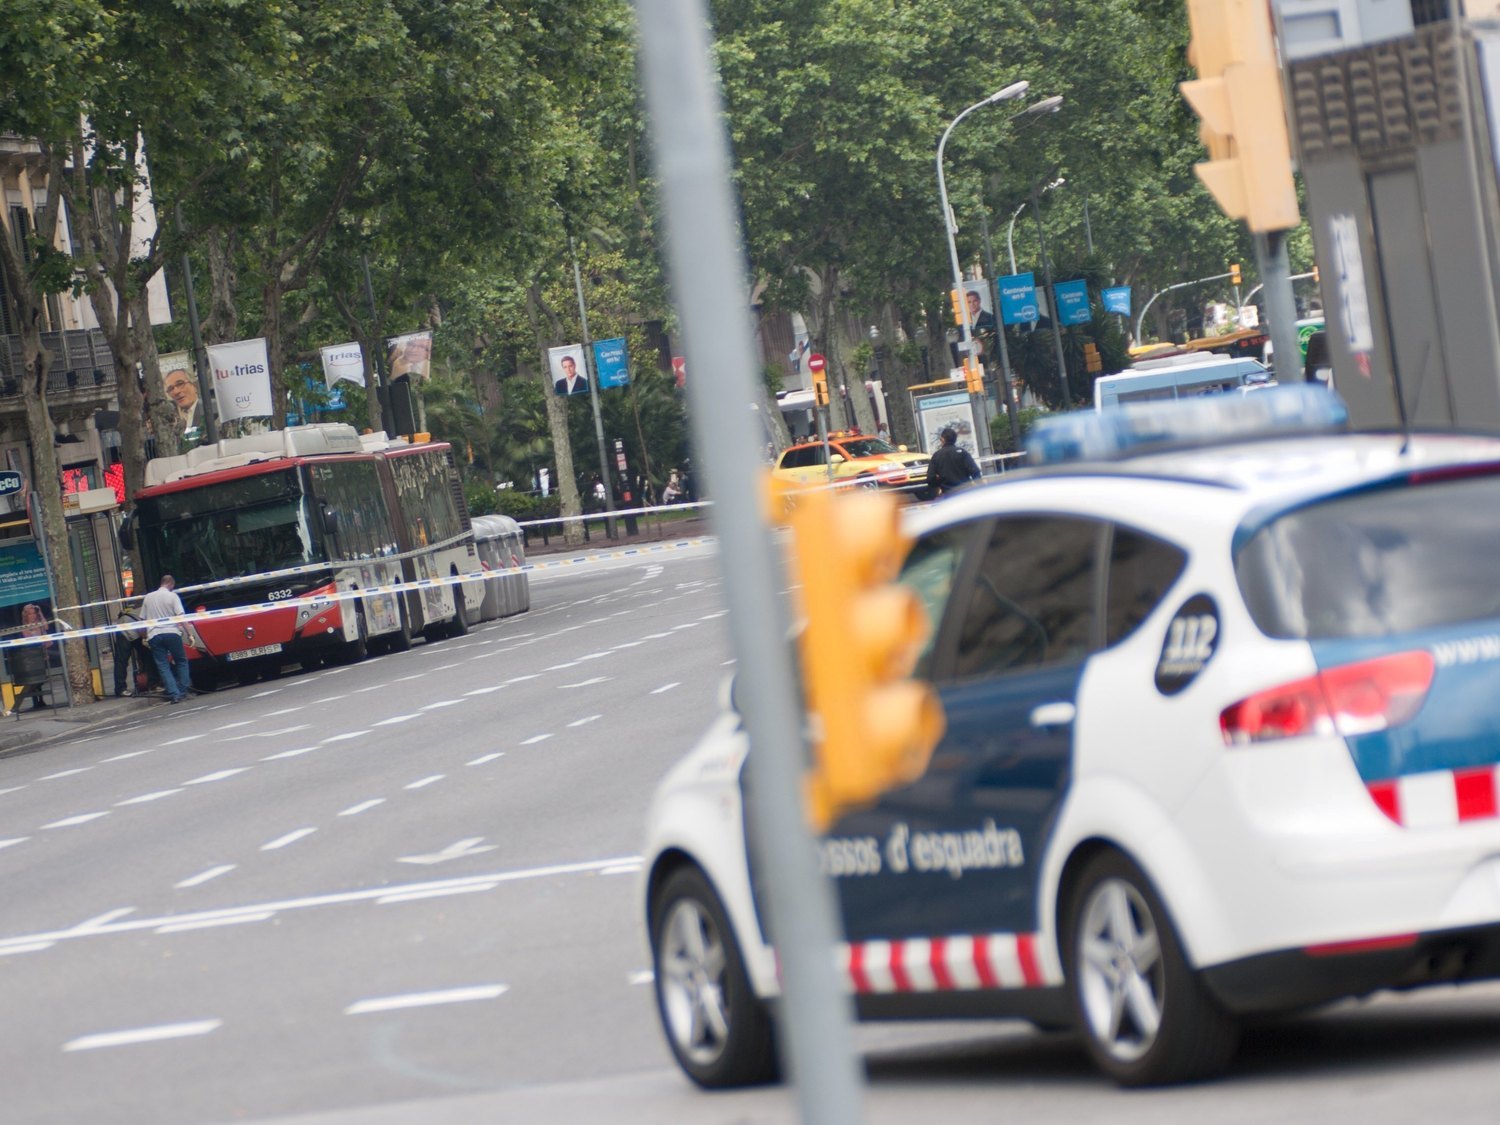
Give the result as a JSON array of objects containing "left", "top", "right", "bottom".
[
  {"left": 206, "top": 337, "right": 274, "bottom": 422},
  {"left": 320, "top": 342, "right": 366, "bottom": 388},
  {"left": 547, "top": 343, "right": 590, "bottom": 397},
  {"left": 386, "top": 331, "right": 432, "bottom": 382},
  {"left": 159, "top": 350, "right": 205, "bottom": 439}
]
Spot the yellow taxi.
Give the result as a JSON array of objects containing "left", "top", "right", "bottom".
[{"left": 770, "top": 430, "right": 930, "bottom": 495}]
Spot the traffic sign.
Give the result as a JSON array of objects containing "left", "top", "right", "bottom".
[
  {"left": 807, "top": 353, "right": 826, "bottom": 375},
  {"left": 808, "top": 353, "right": 829, "bottom": 406},
  {"left": 0, "top": 471, "right": 20, "bottom": 497}
]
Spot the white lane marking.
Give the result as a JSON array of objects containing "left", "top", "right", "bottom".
[
  {"left": 394, "top": 674, "right": 425, "bottom": 683},
  {"left": 650, "top": 682, "right": 681, "bottom": 695},
  {"left": 176, "top": 866, "right": 236, "bottom": 889},
  {"left": 430, "top": 664, "right": 463, "bottom": 672},
  {"left": 157, "top": 913, "right": 273, "bottom": 934},
  {"left": 161, "top": 735, "right": 204, "bottom": 746},
  {"left": 700, "top": 611, "right": 727, "bottom": 620},
  {"left": 519, "top": 734, "right": 552, "bottom": 746},
  {"left": 116, "top": 789, "right": 183, "bottom": 806},
  {"left": 599, "top": 863, "right": 643, "bottom": 876},
  {"left": 321, "top": 730, "right": 370, "bottom": 743},
  {"left": 464, "top": 685, "right": 505, "bottom": 696},
  {"left": 721, "top": 659, "right": 736, "bottom": 666},
  {"left": 73, "top": 908, "right": 136, "bottom": 931},
  {"left": 374, "top": 714, "right": 420, "bottom": 726},
  {"left": 40, "top": 768, "right": 91, "bottom": 781},
  {"left": 467, "top": 752, "right": 504, "bottom": 766},
  {"left": 560, "top": 677, "right": 610, "bottom": 689},
  {"left": 670, "top": 623, "right": 699, "bottom": 631},
  {"left": 567, "top": 715, "right": 602, "bottom": 728},
  {"left": 611, "top": 641, "right": 643, "bottom": 650},
  {"left": 0, "top": 942, "right": 53, "bottom": 956},
  {"left": 577, "top": 652, "right": 612, "bottom": 661},
  {"left": 262, "top": 747, "right": 317, "bottom": 761},
  {"left": 353, "top": 684, "right": 385, "bottom": 694},
  {"left": 183, "top": 769, "right": 249, "bottom": 786},
  {"left": 0, "top": 837, "right": 28, "bottom": 850},
  {"left": 339, "top": 799, "right": 385, "bottom": 817},
  {"left": 0, "top": 786, "right": 26, "bottom": 796},
  {"left": 264, "top": 707, "right": 304, "bottom": 717},
  {"left": 629, "top": 970, "right": 655, "bottom": 986},
  {"left": 0, "top": 855, "right": 643, "bottom": 952},
  {"left": 641, "top": 632, "right": 672, "bottom": 640},
  {"left": 377, "top": 883, "right": 498, "bottom": 904},
  {"left": 42, "top": 813, "right": 108, "bottom": 829},
  {"left": 224, "top": 724, "right": 312, "bottom": 742},
  {"left": 420, "top": 700, "right": 463, "bottom": 711},
  {"left": 250, "top": 688, "right": 283, "bottom": 698},
  {"left": 503, "top": 674, "right": 539, "bottom": 685},
  {"left": 544, "top": 662, "right": 580, "bottom": 671},
  {"left": 64, "top": 1020, "right": 222, "bottom": 1052},
  {"left": 313, "top": 696, "right": 348, "bottom": 705},
  {"left": 214, "top": 721, "right": 255, "bottom": 732},
  {"left": 261, "top": 828, "right": 316, "bottom": 851},
  {"left": 586, "top": 618, "right": 610, "bottom": 625},
  {"left": 405, "top": 775, "right": 444, "bottom": 790},
  {"left": 345, "top": 984, "right": 508, "bottom": 1015}
]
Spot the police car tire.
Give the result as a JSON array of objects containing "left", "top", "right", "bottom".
[
  {"left": 1063, "top": 850, "right": 1238, "bottom": 1086},
  {"left": 650, "top": 866, "right": 778, "bottom": 1089}
]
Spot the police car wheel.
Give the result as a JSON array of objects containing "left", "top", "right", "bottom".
[
  {"left": 651, "top": 866, "right": 778, "bottom": 1089},
  {"left": 1064, "top": 851, "right": 1238, "bottom": 1086}
]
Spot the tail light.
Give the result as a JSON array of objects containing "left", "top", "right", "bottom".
[{"left": 1220, "top": 650, "right": 1434, "bottom": 746}]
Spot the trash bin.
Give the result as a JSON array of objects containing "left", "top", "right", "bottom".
[{"left": 8, "top": 643, "right": 47, "bottom": 687}]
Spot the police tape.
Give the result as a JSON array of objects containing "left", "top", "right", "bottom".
[{"left": 1, "top": 536, "right": 720, "bottom": 655}]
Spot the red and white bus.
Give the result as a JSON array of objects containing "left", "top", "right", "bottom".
[{"left": 124, "top": 424, "right": 483, "bottom": 688}]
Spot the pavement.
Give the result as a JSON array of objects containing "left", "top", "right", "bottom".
[{"left": 520, "top": 508, "right": 710, "bottom": 557}]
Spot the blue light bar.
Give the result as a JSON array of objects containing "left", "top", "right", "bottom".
[{"left": 1025, "top": 383, "right": 1350, "bottom": 465}]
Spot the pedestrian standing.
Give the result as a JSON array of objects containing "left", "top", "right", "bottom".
[
  {"left": 925, "top": 427, "right": 983, "bottom": 497},
  {"left": 111, "top": 602, "right": 154, "bottom": 697},
  {"left": 18, "top": 603, "right": 54, "bottom": 710},
  {"left": 141, "top": 575, "right": 194, "bottom": 704}
]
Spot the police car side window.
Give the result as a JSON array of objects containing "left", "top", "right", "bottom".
[
  {"left": 897, "top": 526, "right": 969, "bottom": 680},
  {"left": 1105, "top": 527, "right": 1187, "bottom": 647},
  {"left": 953, "top": 516, "right": 1098, "bottom": 679}
]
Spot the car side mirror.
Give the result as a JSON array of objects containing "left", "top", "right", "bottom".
[
  {"left": 321, "top": 505, "right": 340, "bottom": 538},
  {"left": 829, "top": 454, "right": 845, "bottom": 464},
  {"left": 897, "top": 444, "right": 908, "bottom": 452}
]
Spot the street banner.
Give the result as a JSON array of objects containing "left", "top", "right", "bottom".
[
  {"left": 547, "top": 343, "right": 590, "bottom": 396},
  {"left": 320, "top": 342, "right": 366, "bottom": 388},
  {"left": 1054, "top": 279, "right": 1093, "bottom": 326},
  {"left": 1102, "top": 286, "right": 1132, "bottom": 316},
  {"left": 999, "top": 273, "right": 1039, "bottom": 326},
  {"left": 206, "top": 337, "right": 274, "bottom": 422},
  {"left": 0, "top": 541, "right": 49, "bottom": 609},
  {"left": 593, "top": 337, "right": 630, "bottom": 388},
  {"left": 386, "top": 331, "right": 432, "bottom": 382}
]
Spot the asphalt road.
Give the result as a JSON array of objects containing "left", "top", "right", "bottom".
[{"left": 4, "top": 539, "right": 1500, "bottom": 1124}]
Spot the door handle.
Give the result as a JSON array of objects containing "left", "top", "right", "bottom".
[{"left": 1029, "top": 701, "right": 1076, "bottom": 728}]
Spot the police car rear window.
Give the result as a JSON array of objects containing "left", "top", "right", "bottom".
[{"left": 1236, "top": 476, "right": 1500, "bottom": 639}]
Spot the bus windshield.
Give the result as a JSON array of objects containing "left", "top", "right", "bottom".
[{"left": 134, "top": 469, "right": 326, "bottom": 588}]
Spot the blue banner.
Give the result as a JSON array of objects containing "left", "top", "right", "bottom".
[
  {"left": 1054, "top": 279, "right": 1093, "bottom": 327},
  {"left": 1102, "top": 286, "right": 1132, "bottom": 316},
  {"left": 593, "top": 338, "right": 630, "bottom": 389},
  {"left": 998, "top": 273, "right": 1039, "bottom": 326},
  {"left": 0, "top": 541, "right": 51, "bottom": 610}
]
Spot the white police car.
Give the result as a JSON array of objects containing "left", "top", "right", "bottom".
[{"left": 643, "top": 386, "right": 1500, "bottom": 1087}]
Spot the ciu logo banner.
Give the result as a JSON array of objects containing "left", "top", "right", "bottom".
[
  {"left": 206, "top": 337, "right": 274, "bottom": 422},
  {"left": 320, "top": 342, "right": 366, "bottom": 388}
]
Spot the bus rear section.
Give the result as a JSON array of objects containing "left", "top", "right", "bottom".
[{"left": 1094, "top": 355, "right": 1271, "bottom": 410}]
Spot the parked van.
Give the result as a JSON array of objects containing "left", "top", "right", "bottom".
[{"left": 1093, "top": 354, "right": 1271, "bottom": 410}]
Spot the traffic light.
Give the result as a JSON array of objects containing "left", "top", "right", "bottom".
[
  {"left": 949, "top": 288, "right": 965, "bottom": 327},
  {"left": 811, "top": 367, "right": 829, "bottom": 406},
  {"left": 963, "top": 357, "right": 984, "bottom": 394},
  {"left": 1180, "top": 0, "right": 1299, "bottom": 232},
  {"left": 1229, "top": 262, "right": 1242, "bottom": 286},
  {"left": 1083, "top": 342, "right": 1102, "bottom": 374},
  {"left": 785, "top": 486, "right": 945, "bottom": 831}
]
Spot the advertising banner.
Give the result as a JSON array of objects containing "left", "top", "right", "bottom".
[
  {"left": 593, "top": 337, "right": 630, "bottom": 389},
  {"left": 999, "top": 273, "right": 1039, "bottom": 326},
  {"left": 912, "top": 389, "right": 979, "bottom": 456},
  {"left": 547, "top": 344, "right": 590, "bottom": 396},
  {"left": 385, "top": 331, "right": 432, "bottom": 382},
  {"left": 1054, "top": 279, "right": 1093, "bottom": 326},
  {"left": 158, "top": 349, "right": 206, "bottom": 440},
  {"left": 0, "top": 541, "right": 51, "bottom": 609},
  {"left": 206, "top": 337, "right": 274, "bottom": 422},
  {"left": 320, "top": 342, "right": 366, "bottom": 388},
  {"left": 1102, "top": 286, "right": 1132, "bottom": 316}
]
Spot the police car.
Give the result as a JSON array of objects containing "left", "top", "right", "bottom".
[{"left": 642, "top": 385, "right": 1500, "bottom": 1087}]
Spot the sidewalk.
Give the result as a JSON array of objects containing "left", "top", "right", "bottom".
[
  {"left": 521, "top": 510, "right": 712, "bottom": 558},
  {"left": 0, "top": 690, "right": 159, "bottom": 760}
]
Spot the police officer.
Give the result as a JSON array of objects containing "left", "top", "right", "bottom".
[{"left": 925, "top": 427, "right": 982, "bottom": 497}]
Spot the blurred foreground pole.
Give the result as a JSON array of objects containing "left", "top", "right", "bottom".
[
  {"left": 1253, "top": 232, "right": 1301, "bottom": 382},
  {"left": 634, "top": 2, "right": 867, "bottom": 1122}
]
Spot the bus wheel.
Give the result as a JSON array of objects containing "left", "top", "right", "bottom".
[
  {"left": 343, "top": 609, "right": 369, "bottom": 663},
  {"left": 384, "top": 605, "right": 413, "bottom": 653},
  {"left": 446, "top": 586, "right": 470, "bottom": 638}
]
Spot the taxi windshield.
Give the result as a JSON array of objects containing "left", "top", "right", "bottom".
[{"left": 838, "top": 438, "right": 898, "bottom": 457}]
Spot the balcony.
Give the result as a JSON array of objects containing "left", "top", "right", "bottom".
[{"left": 0, "top": 329, "right": 119, "bottom": 411}]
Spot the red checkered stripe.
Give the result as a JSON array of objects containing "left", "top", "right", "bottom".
[
  {"left": 1367, "top": 765, "right": 1500, "bottom": 827},
  {"left": 840, "top": 933, "right": 1057, "bottom": 994}
]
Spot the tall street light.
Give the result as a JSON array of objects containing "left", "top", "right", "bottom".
[
  {"left": 1008, "top": 176, "right": 1065, "bottom": 276},
  {"left": 937, "top": 79, "right": 1029, "bottom": 462}
]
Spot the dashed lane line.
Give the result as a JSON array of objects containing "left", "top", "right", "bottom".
[
  {"left": 183, "top": 768, "right": 250, "bottom": 786},
  {"left": 519, "top": 734, "right": 552, "bottom": 746},
  {"left": 339, "top": 799, "right": 384, "bottom": 816},
  {"left": 463, "top": 685, "right": 505, "bottom": 696},
  {"left": 345, "top": 984, "right": 508, "bottom": 1015},
  {"left": 39, "top": 768, "right": 91, "bottom": 781},
  {"left": 157, "top": 912, "right": 273, "bottom": 934},
  {"left": 467, "top": 753, "right": 504, "bottom": 765},
  {"left": 116, "top": 790, "right": 183, "bottom": 806},
  {"left": 374, "top": 714, "right": 420, "bottom": 726},
  {"left": 42, "top": 813, "right": 109, "bottom": 829},
  {"left": 261, "top": 828, "right": 316, "bottom": 851},
  {"left": 420, "top": 700, "right": 463, "bottom": 711},
  {"left": 650, "top": 682, "right": 681, "bottom": 695},
  {"left": 321, "top": 730, "right": 370, "bottom": 744},
  {"left": 376, "top": 883, "right": 496, "bottom": 906},
  {"left": 567, "top": 715, "right": 602, "bottom": 728},
  {"left": 63, "top": 1020, "right": 222, "bottom": 1052},
  {"left": 559, "top": 677, "right": 611, "bottom": 689},
  {"left": 404, "top": 775, "right": 444, "bottom": 790},
  {"left": 262, "top": 746, "right": 317, "bottom": 761},
  {"left": 101, "top": 750, "right": 154, "bottom": 762},
  {"left": 176, "top": 865, "right": 236, "bottom": 890},
  {"left": 0, "top": 837, "right": 28, "bottom": 850}
]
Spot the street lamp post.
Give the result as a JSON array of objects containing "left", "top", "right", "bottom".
[
  {"left": 1031, "top": 179, "right": 1072, "bottom": 406},
  {"left": 1007, "top": 177, "right": 1065, "bottom": 276},
  {"left": 937, "top": 79, "right": 1030, "bottom": 463}
]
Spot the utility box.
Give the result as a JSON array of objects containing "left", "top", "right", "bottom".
[{"left": 1276, "top": 4, "right": 1500, "bottom": 429}]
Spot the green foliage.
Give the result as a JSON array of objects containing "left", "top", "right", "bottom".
[
  {"left": 991, "top": 404, "right": 1050, "bottom": 455},
  {"left": 492, "top": 489, "right": 560, "bottom": 523},
  {"left": 464, "top": 479, "right": 499, "bottom": 517}
]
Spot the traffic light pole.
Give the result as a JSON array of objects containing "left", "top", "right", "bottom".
[
  {"left": 1253, "top": 231, "right": 1302, "bottom": 380},
  {"left": 635, "top": 2, "right": 867, "bottom": 1122}
]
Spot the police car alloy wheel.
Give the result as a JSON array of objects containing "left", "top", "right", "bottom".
[
  {"left": 1064, "top": 851, "right": 1238, "bottom": 1086},
  {"left": 650, "top": 866, "right": 778, "bottom": 1088}
]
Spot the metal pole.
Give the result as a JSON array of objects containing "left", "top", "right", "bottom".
[
  {"left": 174, "top": 205, "right": 219, "bottom": 443},
  {"left": 634, "top": 3, "right": 866, "bottom": 1122},
  {"left": 979, "top": 213, "right": 1022, "bottom": 451},
  {"left": 1007, "top": 202, "right": 1026, "bottom": 276},
  {"left": 570, "top": 237, "right": 618, "bottom": 539},
  {"left": 1084, "top": 194, "right": 1094, "bottom": 257},
  {"left": 1253, "top": 232, "right": 1301, "bottom": 382},
  {"left": 361, "top": 255, "right": 396, "bottom": 437},
  {"left": 1135, "top": 272, "right": 1235, "bottom": 345},
  {"left": 1031, "top": 184, "right": 1071, "bottom": 405}
]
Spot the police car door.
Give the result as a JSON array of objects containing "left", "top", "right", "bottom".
[{"left": 827, "top": 514, "right": 1103, "bottom": 948}]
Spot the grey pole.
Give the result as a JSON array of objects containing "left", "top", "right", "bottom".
[
  {"left": 570, "top": 237, "right": 618, "bottom": 539},
  {"left": 174, "top": 205, "right": 219, "bottom": 443},
  {"left": 1031, "top": 184, "right": 1071, "bottom": 404},
  {"left": 979, "top": 212, "right": 1022, "bottom": 451},
  {"left": 634, "top": 2, "right": 866, "bottom": 1122},
  {"left": 361, "top": 255, "right": 396, "bottom": 437},
  {"left": 1252, "top": 232, "right": 1301, "bottom": 382}
]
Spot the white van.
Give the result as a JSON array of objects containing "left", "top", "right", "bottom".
[{"left": 1093, "top": 354, "right": 1272, "bottom": 410}]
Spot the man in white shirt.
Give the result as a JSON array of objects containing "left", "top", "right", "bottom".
[{"left": 141, "top": 575, "right": 194, "bottom": 704}]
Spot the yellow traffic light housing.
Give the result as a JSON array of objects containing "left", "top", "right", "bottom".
[
  {"left": 1229, "top": 262, "right": 1242, "bottom": 286},
  {"left": 784, "top": 485, "right": 945, "bottom": 831},
  {"left": 1181, "top": 0, "right": 1299, "bottom": 232},
  {"left": 963, "top": 357, "right": 984, "bottom": 394},
  {"left": 1083, "top": 342, "right": 1102, "bottom": 374},
  {"left": 950, "top": 288, "right": 965, "bottom": 327},
  {"left": 811, "top": 367, "right": 829, "bottom": 406}
]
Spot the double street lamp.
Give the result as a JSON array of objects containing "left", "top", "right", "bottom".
[{"left": 937, "top": 79, "right": 1031, "bottom": 460}]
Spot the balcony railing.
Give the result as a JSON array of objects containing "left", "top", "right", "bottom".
[{"left": 0, "top": 329, "right": 118, "bottom": 398}]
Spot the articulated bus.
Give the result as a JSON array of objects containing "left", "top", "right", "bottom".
[{"left": 124, "top": 424, "right": 484, "bottom": 688}]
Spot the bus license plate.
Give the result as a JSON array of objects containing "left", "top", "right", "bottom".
[{"left": 228, "top": 644, "right": 283, "bottom": 661}]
